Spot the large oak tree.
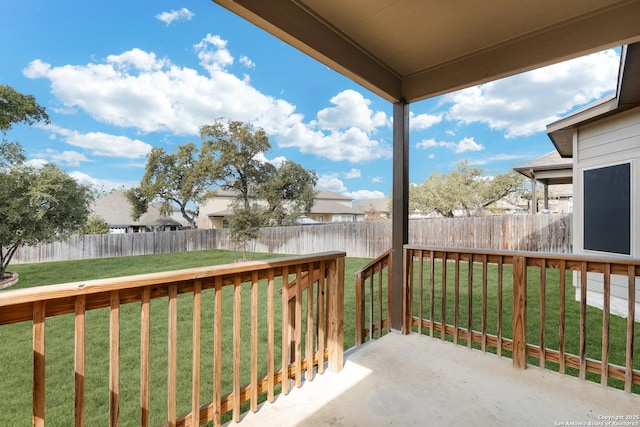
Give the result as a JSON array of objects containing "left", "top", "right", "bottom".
[{"left": 410, "top": 160, "right": 525, "bottom": 217}]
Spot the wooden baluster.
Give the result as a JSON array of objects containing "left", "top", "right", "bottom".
[
  {"left": 482, "top": 255, "right": 488, "bottom": 352},
  {"left": 294, "top": 265, "right": 303, "bottom": 387},
  {"left": 232, "top": 275, "right": 242, "bottom": 422},
  {"left": 317, "top": 261, "right": 326, "bottom": 375},
  {"left": 559, "top": 260, "right": 566, "bottom": 374},
  {"left": 192, "top": 279, "right": 202, "bottom": 425},
  {"left": 250, "top": 272, "right": 259, "bottom": 412},
  {"left": 467, "top": 255, "right": 473, "bottom": 349},
  {"left": 625, "top": 265, "right": 635, "bottom": 393},
  {"left": 140, "top": 287, "right": 150, "bottom": 427},
  {"left": 74, "top": 296, "right": 86, "bottom": 427},
  {"left": 418, "top": 250, "right": 424, "bottom": 336},
  {"left": 512, "top": 256, "right": 527, "bottom": 369},
  {"left": 579, "top": 262, "right": 587, "bottom": 380},
  {"left": 377, "top": 261, "right": 383, "bottom": 338},
  {"left": 110, "top": 291, "right": 120, "bottom": 427},
  {"left": 267, "top": 269, "right": 275, "bottom": 402},
  {"left": 454, "top": 253, "right": 460, "bottom": 345},
  {"left": 355, "top": 272, "right": 364, "bottom": 345},
  {"left": 281, "top": 266, "right": 290, "bottom": 395},
  {"left": 306, "top": 263, "right": 315, "bottom": 381},
  {"left": 33, "top": 301, "right": 46, "bottom": 427},
  {"left": 497, "top": 256, "right": 503, "bottom": 357},
  {"left": 539, "top": 261, "right": 546, "bottom": 368},
  {"left": 213, "top": 277, "right": 222, "bottom": 426},
  {"left": 441, "top": 252, "right": 447, "bottom": 341},
  {"left": 429, "top": 251, "right": 435, "bottom": 338},
  {"left": 167, "top": 284, "right": 177, "bottom": 427},
  {"left": 369, "top": 270, "right": 374, "bottom": 341},
  {"left": 601, "top": 264, "right": 610, "bottom": 386}
]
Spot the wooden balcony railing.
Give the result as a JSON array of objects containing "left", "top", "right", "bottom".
[
  {"left": 355, "top": 245, "right": 639, "bottom": 394},
  {"left": 404, "top": 246, "right": 638, "bottom": 393},
  {"left": 0, "top": 251, "right": 345, "bottom": 426},
  {"left": 354, "top": 249, "right": 392, "bottom": 345}
]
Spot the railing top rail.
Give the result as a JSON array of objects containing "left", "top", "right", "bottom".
[
  {"left": 354, "top": 248, "right": 392, "bottom": 278},
  {"left": 0, "top": 251, "right": 346, "bottom": 309},
  {"left": 405, "top": 244, "right": 640, "bottom": 266}
]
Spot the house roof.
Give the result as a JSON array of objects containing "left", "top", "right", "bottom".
[
  {"left": 314, "top": 190, "right": 352, "bottom": 201},
  {"left": 513, "top": 151, "right": 573, "bottom": 185},
  {"left": 547, "top": 42, "right": 640, "bottom": 156},
  {"left": 354, "top": 196, "right": 391, "bottom": 214},
  {"left": 212, "top": 0, "right": 640, "bottom": 104},
  {"left": 90, "top": 190, "right": 166, "bottom": 227},
  {"left": 310, "top": 199, "right": 360, "bottom": 215}
]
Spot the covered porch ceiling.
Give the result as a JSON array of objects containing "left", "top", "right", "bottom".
[{"left": 212, "top": 0, "right": 640, "bottom": 103}]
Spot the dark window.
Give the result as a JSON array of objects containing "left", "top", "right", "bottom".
[{"left": 583, "top": 163, "right": 631, "bottom": 255}]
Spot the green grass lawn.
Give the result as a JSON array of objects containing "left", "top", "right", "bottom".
[{"left": 1, "top": 249, "right": 370, "bottom": 426}]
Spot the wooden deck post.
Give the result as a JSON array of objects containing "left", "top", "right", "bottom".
[
  {"left": 327, "top": 256, "right": 345, "bottom": 372},
  {"left": 512, "top": 256, "right": 527, "bottom": 369},
  {"left": 391, "top": 100, "right": 409, "bottom": 332}
]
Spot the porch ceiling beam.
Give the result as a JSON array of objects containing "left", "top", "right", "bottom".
[
  {"left": 212, "top": 0, "right": 401, "bottom": 102},
  {"left": 403, "top": 1, "right": 640, "bottom": 102},
  {"left": 212, "top": 0, "right": 640, "bottom": 103}
]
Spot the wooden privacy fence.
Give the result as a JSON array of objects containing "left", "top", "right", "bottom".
[
  {"left": 0, "top": 252, "right": 345, "bottom": 426},
  {"left": 355, "top": 245, "right": 639, "bottom": 394},
  {"left": 11, "top": 214, "right": 572, "bottom": 264}
]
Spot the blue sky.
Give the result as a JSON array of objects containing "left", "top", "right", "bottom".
[{"left": 1, "top": 0, "right": 621, "bottom": 201}]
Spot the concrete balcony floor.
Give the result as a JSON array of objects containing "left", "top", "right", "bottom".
[{"left": 231, "top": 333, "right": 639, "bottom": 427}]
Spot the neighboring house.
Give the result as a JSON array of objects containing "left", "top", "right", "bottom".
[
  {"left": 90, "top": 190, "right": 183, "bottom": 234},
  {"left": 513, "top": 151, "right": 574, "bottom": 214},
  {"left": 546, "top": 42, "right": 640, "bottom": 319},
  {"left": 355, "top": 196, "right": 391, "bottom": 221},
  {"left": 197, "top": 189, "right": 362, "bottom": 229}
]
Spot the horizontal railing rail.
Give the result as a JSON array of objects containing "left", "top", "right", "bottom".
[
  {"left": 402, "top": 245, "right": 638, "bottom": 394},
  {"left": 0, "top": 251, "right": 345, "bottom": 426}
]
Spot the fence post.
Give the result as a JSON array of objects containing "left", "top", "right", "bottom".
[
  {"left": 512, "top": 255, "right": 527, "bottom": 369},
  {"left": 327, "top": 255, "right": 345, "bottom": 372}
]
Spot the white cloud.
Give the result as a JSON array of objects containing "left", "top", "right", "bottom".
[
  {"left": 410, "top": 112, "right": 443, "bottom": 130},
  {"left": 45, "top": 125, "right": 152, "bottom": 158},
  {"left": 444, "top": 49, "right": 620, "bottom": 138},
  {"left": 25, "top": 158, "right": 48, "bottom": 168},
  {"left": 254, "top": 152, "right": 287, "bottom": 168},
  {"left": 195, "top": 34, "right": 234, "bottom": 73},
  {"left": 69, "top": 171, "right": 136, "bottom": 191},
  {"left": 415, "top": 136, "right": 484, "bottom": 153},
  {"left": 239, "top": 55, "right": 255, "bottom": 69},
  {"left": 343, "top": 168, "right": 361, "bottom": 179},
  {"left": 344, "top": 189, "right": 385, "bottom": 201},
  {"left": 372, "top": 176, "right": 383, "bottom": 183},
  {"left": 47, "top": 150, "right": 91, "bottom": 167},
  {"left": 316, "top": 89, "right": 388, "bottom": 132},
  {"left": 277, "top": 121, "right": 392, "bottom": 162},
  {"left": 155, "top": 8, "right": 194, "bottom": 26},
  {"left": 316, "top": 174, "right": 347, "bottom": 193},
  {"left": 24, "top": 35, "right": 392, "bottom": 163}
]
